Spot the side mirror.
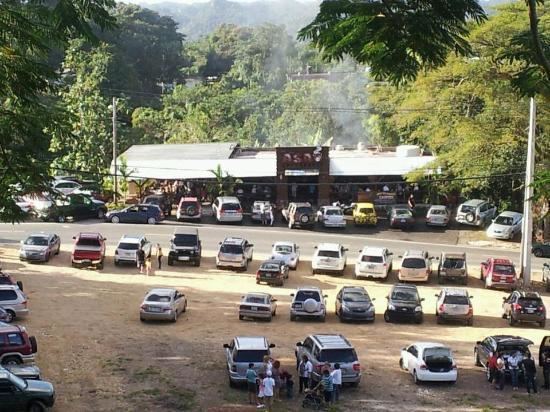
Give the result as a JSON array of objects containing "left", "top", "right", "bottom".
[
  {"left": 249, "top": 244, "right": 254, "bottom": 247},
  {"left": 385, "top": 296, "right": 389, "bottom": 300},
  {"left": 388, "top": 252, "right": 393, "bottom": 255},
  {"left": 296, "top": 341, "right": 303, "bottom": 346},
  {"left": 290, "top": 293, "right": 295, "bottom": 297},
  {"left": 323, "top": 294, "right": 328, "bottom": 298},
  {"left": 344, "top": 248, "right": 349, "bottom": 252},
  {"left": 314, "top": 246, "right": 318, "bottom": 249},
  {"left": 470, "top": 296, "right": 474, "bottom": 299},
  {"left": 272, "top": 298, "right": 278, "bottom": 302},
  {"left": 269, "top": 343, "right": 276, "bottom": 348},
  {"left": 223, "top": 344, "right": 230, "bottom": 348},
  {"left": 104, "top": 238, "right": 107, "bottom": 241},
  {"left": 398, "top": 255, "right": 403, "bottom": 259},
  {"left": 358, "top": 250, "right": 362, "bottom": 253},
  {"left": 420, "top": 298, "right": 425, "bottom": 302},
  {"left": 219, "top": 241, "right": 222, "bottom": 245},
  {"left": 72, "top": 236, "right": 76, "bottom": 240},
  {"left": 434, "top": 294, "right": 439, "bottom": 297},
  {"left": 502, "top": 297, "right": 507, "bottom": 301},
  {"left": 271, "top": 244, "right": 274, "bottom": 247}
]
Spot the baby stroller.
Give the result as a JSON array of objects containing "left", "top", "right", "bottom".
[{"left": 302, "top": 388, "right": 325, "bottom": 410}]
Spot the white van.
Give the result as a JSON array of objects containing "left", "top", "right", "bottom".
[
  {"left": 212, "top": 196, "right": 243, "bottom": 223},
  {"left": 355, "top": 247, "right": 393, "bottom": 280}
]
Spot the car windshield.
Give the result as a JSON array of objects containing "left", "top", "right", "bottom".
[
  {"left": 401, "top": 258, "right": 426, "bottom": 269},
  {"left": 147, "top": 294, "right": 171, "bottom": 303},
  {"left": 494, "top": 264, "right": 515, "bottom": 274},
  {"left": 173, "top": 235, "right": 197, "bottom": 246},
  {"left": 443, "top": 295, "right": 469, "bottom": 305},
  {"left": 24, "top": 236, "right": 48, "bottom": 246},
  {"left": 430, "top": 209, "right": 447, "bottom": 215},
  {"left": 118, "top": 242, "right": 139, "bottom": 250},
  {"left": 343, "top": 292, "right": 370, "bottom": 303},
  {"left": 221, "top": 203, "right": 240, "bottom": 211},
  {"left": 318, "top": 250, "right": 340, "bottom": 258},
  {"left": 220, "top": 244, "right": 243, "bottom": 254},
  {"left": 260, "top": 263, "right": 280, "bottom": 271},
  {"left": 296, "top": 207, "right": 311, "bottom": 214},
  {"left": 319, "top": 349, "right": 357, "bottom": 363},
  {"left": 423, "top": 347, "right": 451, "bottom": 360},
  {"left": 274, "top": 245, "right": 293, "bottom": 254},
  {"left": 234, "top": 350, "right": 269, "bottom": 363},
  {"left": 245, "top": 296, "right": 267, "bottom": 304},
  {"left": 326, "top": 209, "right": 342, "bottom": 216},
  {"left": 359, "top": 208, "right": 374, "bottom": 214},
  {"left": 76, "top": 238, "right": 100, "bottom": 247},
  {"left": 443, "top": 258, "right": 465, "bottom": 269},
  {"left": 391, "top": 289, "right": 418, "bottom": 302},
  {"left": 295, "top": 291, "right": 320, "bottom": 302},
  {"left": 361, "top": 255, "right": 383, "bottom": 263},
  {"left": 495, "top": 216, "right": 514, "bottom": 225},
  {"left": 460, "top": 205, "right": 476, "bottom": 213}
]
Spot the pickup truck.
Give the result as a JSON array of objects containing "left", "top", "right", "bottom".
[
  {"left": 71, "top": 232, "right": 106, "bottom": 270},
  {"left": 281, "top": 202, "right": 315, "bottom": 229}
]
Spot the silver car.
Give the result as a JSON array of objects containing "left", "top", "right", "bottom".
[
  {"left": 223, "top": 336, "right": 276, "bottom": 387},
  {"left": 19, "top": 233, "right": 60, "bottom": 263},
  {"left": 271, "top": 241, "right": 299, "bottom": 269},
  {"left": 239, "top": 293, "right": 277, "bottom": 321},
  {"left": 435, "top": 288, "right": 473, "bottom": 326},
  {"left": 216, "top": 237, "right": 254, "bottom": 271},
  {"left": 139, "top": 288, "right": 187, "bottom": 322},
  {"left": 114, "top": 235, "right": 152, "bottom": 265},
  {"left": 0, "top": 286, "right": 29, "bottom": 322}
]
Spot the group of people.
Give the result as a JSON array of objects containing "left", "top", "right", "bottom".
[
  {"left": 298, "top": 355, "right": 342, "bottom": 405},
  {"left": 487, "top": 350, "right": 550, "bottom": 394},
  {"left": 136, "top": 243, "right": 163, "bottom": 276},
  {"left": 245, "top": 357, "right": 294, "bottom": 411}
]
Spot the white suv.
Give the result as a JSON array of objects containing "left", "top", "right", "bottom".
[
  {"left": 114, "top": 235, "right": 152, "bottom": 265},
  {"left": 398, "top": 250, "right": 433, "bottom": 282},
  {"left": 312, "top": 243, "right": 347, "bottom": 275},
  {"left": 355, "top": 247, "right": 393, "bottom": 280},
  {"left": 216, "top": 237, "right": 254, "bottom": 271},
  {"left": 456, "top": 199, "right": 497, "bottom": 227},
  {"left": 316, "top": 206, "right": 346, "bottom": 228},
  {"left": 290, "top": 287, "right": 327, "bottom": 322},
  {"left": 212, "top": 196, "right": 243, "bottom": 224}
]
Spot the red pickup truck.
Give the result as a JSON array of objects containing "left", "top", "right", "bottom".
[
  {"left": 71, "top": 232, "right": 106, "bottom": 270},
  {"left": 480, "top": 257, "right": 517, "bottom": 290}
]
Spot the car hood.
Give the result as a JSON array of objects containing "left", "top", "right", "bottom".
[
  {"left": 389, "top": 300, "right": 419, "bottom": 308},
  {"left": 342, "top": 301, "right": 373, "bottom": 310},
  {"left": 26, "top": 379, "right": 54, "bottom": 395},
  {"left": 272, "top": 252, "right": 296, "bottom": 262},
  {"left": 488, "top": 223, "right": 513, "bottom": 232},
  {"left": 21, "top": 245, "right": 48, "bottom": 253}
]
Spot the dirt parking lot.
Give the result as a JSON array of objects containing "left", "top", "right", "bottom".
[{"left": 1, "top": 242, "right": 549, "bottom": 412}]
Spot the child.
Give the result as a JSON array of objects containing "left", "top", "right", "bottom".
[
  {"left": 257, "top": 373, "right": 265, "bottom": 408},
  {"left": 145, "top": 256, "right": 152, "bottom": 276},
  {"left": 281, "top": 371, "right": 294, "bottom": 399},
  {"left": 245, "top": 363, "right": 258, "bottom": 405}
]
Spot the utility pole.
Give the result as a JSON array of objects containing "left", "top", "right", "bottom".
[
  {"left": 112, "top": 97, "right": 118, "bottom": 204},
  {"left": 520, "top": 97, "right": 536, "bottom": 286}
]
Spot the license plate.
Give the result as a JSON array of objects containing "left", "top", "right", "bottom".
[
  {"left": 367, "top": 264, "right": 375, "bottom": 269},
  {"left": 265, "top": 273, "right": 272, "bottom": 278},
  {"left": 149, "top": 307, "right": 162, "bottom": 312},
  {"left": 527, "top": 309, "right": 535, "bottom": 313},
  {"left": 251, "top": 307, "right": 258, "bottom": 311},
  {"left": 178, "top": 256, "right": 190, "bottom": 261},
  {"left": 402, "top": 308, "right": 408, "bottom": 311},
  {"left": 82, "top": 259, "right": 91, "bottom": 264},
  {"left": 400, "top": 219, "right": 406, "bottom": 223}
]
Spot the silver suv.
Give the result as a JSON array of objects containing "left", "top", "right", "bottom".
[
  {"left": 216, "top": 237, "right": 254, "bottom": 271},
  {"left": 114, "top": 235, "right": 152, "bottom": 265},
  {"left": 223, "top": 336, "right": 276, "bottom": 387},
  {"left": 19, "top": 233, "right": 61, "bottom": 263},
  {"left": 295, "top": 334, "right": 361, "bottom": 386},
  {"left": 290, "top": 287, "right": 327, "bottom": 322},
  {"left": 0, "top": 286, "right": 29, "bottom": 322},
  {"left": 435, "top": 288, "right": 473, "bottom": 326},
  {"left": 456, "top": 199, "right": 497, "bottom": 227}
]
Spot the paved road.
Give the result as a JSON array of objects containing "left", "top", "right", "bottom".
[{"left": 0, "top": 217, "right": 546, "bottom": 275}]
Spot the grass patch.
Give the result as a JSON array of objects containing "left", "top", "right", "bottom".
[{"left": 133, "top": 366, "right": 161, "bottom": 382}]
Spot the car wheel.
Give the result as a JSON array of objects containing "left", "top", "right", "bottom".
[
  {"left": 28, "top": 401, "right": 47, "bottom": 412},
  {"left": 2, "top": 356, "right": 22, "bottom": 365},
  {"left": 399, "top": 358, "right": 404, "bottom": 370},
  {"left": 467, "top": 318, "right": 474, "bottom": 326},
  {"left": 97, "top": 261, "right": 104, "bottom": 270},
  {"left": 413, "top": 370, "right": 421, "bottom": 385},
  {"left": 238, "top": 315, "right": 243, "bottom": 320},
  {"left": 509, "top": 315, "right": 517, "bottom": 326},
  {"left": 56, "top": 245, "right": 60, "bottom": 255},
  {"left": 140, "top": 316, "right": 145, "bottom": 322},
  {"left": 267, "top": 315, "right": 273, "bottom": 322},
  {"left": 57, "top": 215, "right": 66, "bottom": 223},
  {"left": 479, "top": 269, "right": 483, "bottom": 280},
  {"left": 312, "top": 269, "right": 317, "bottom": 275},
  {"left": 147, "top": 217, "right": 157, "bottom": 225},
  {"left": 168, "top": 258, "right": 173, "bottom": 266},
  {"left": 533, "top": 248, "right": 543, "bottom": 258},
  {"left": 228, "top": 375, "right": 236, "bottom": 388},
  {"left": 44, "top": 252, "right": 50, "bottom": 263},
  {"left": 273, "top": 308, "right": 276, "bottom": 316},
  {"left": 97, "top": 209, "right": 105, "bottom": 219},
  {"left": 540, "top": 320, "right": 546, "bottom": 328},
  {"left": 171, "top": 311, "right": 177, "bottom": 323},
  {"left": 111, "top": 216, "right": 120, "bottom": 224},
  {"left": 436, "top": 314, "right": 443, "bottom": 325},
  {"left": 182, "top": 302, "right": 187, "bottom": 313},
  {"left": 5, "top": 310, "right": 15, "bottom": 323},
  {"left": 415, "top": 316, "right": 423, "bottom": 324},
  {"left": 320, "top": 315, "right": 326, "bottom": 322},
  {"left": 114, "top": 260, "right": 119, "bottom": 267},
  {"left": 383, "top": 311, "right": 390, "bottom": 323},
  {"left": 474, "top": 349, "right": 482, "bottom": 367},
  {"left": 194, "top": 260, "right": 201, "bottom": 267}
]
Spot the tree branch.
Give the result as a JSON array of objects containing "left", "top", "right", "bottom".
[{"left": 527, "top": 0, "right": 550, "bottom": 80}]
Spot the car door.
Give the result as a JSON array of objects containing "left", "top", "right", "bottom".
[
  {"left": 0, "top": 378, "right": 25, "bottom": 411},
  {"left": 513, "top": 215, "right": 523, "bottom": 234},
  {"left": 502, "top": 292, "right": 514, "bottom": 316},
  {"left": 121, "top": 206, "right": 138, "bottom": 223},
  {"left": 478, "top": 338, "right": 493, "bottom": 366}
]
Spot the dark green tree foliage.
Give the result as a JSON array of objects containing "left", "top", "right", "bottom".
[
  {"left": 298, "top": 0, "right": 487, "bottom": 85},
  {"left": 0, "top": 0, "right": 115, "bottom": 222}
]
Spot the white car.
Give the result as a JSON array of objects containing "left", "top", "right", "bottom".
[
  {"left": 425, "top": 205, "right": 450, "bottom": 227},
  {"left": 355, "top": 247, "right": 393, "bottom": 280},
  {"left": 312, "top": 243, "right": 347, "bottom": 275},
  {"left": 212, "top": 196, "right": 243, "bottom": 224},
  {"left": 52, "top": 179, "right": 82, "bottom": 195},
  {"left": 398, "top": 250, "right": 433, "bottom": 282},
  {"left": 239, "top": 292, "right": 277, "bottom": 321},
  {"left": 399, "top": 342, "right": 457, "bottom": 384},
  {"left": 271, "top": 241, "right": 299, "bottom": 270},
  {"left": 316, "top": 206, "right": 346, "bottom": 228},
  {"left": 486, "top": 211, "right": 523, "bottom": 240},
  {"left": 114, "top": 235, "right": 152, "bottom": 265},
  {"left": 139, "top": 288, "right": 187, "bottom": 322}
]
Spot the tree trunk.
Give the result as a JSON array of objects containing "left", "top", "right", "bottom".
[{"left": 527, "top": 0, "right": 550, "bottom": 81}]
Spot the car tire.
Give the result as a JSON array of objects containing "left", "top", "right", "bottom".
[
  {"left": 2, "top": 356, "right": 22, "bottom": 365},
  {"left": 533, "top": 248, "right": 543, "bottom": 258},
  {"left": 5, "top": 310, "right": 15, "bottom": 323},
  {"left": 467, "top": 318, "right": 474, "bottom": 327},
  {"left": 29, "top": 336, "right": 38, "bottom": 353},
  {"left": 413, "top": 370, "right": 421, "bottom": 385},
  {"left": 114, "top": 260, "right": 119, "bottom": 267},
  {"left": 474, "top": 349, "right": 482, "bottom": 367},
  {"left": 194, "top": 260, "right": 201, "bottom": 267},
  {"left": 182, "top": 302, "right": 187, "bottom": 313},
  {"left": 462, "top": 277, "right": 468, "bottom": 286},
  {"left": 44, "top": 252, "right": 50, "bottom": 263},
  {"left": 111, "top": 216, "right": 120, "bottom": 224},
  {"left": 97, "top": 261, "right": 104, "bottom": 270},
  {"left": 147, "top": 217, "right": 157, "bottom": 225},
  {"left": 415, "top": 316, "right": 423, "bottom": 324},
  {"left": 140, "top": 316, "right": 145, "bottom": 322},
  {"left": 540, "top": 320, "right": 546, "bottom": 328},
  {"left": 290, "top": 314, "right": 296, "bottom": 322},
  {"left": 238, "top": 315, "right": 243, "bottom": 320},
  {"left": 172, "top": 312, "right": 177, "bottom": 323},
  {"left": 56, "top": 245, "right": 60, "bottom": 255},
  {"left": 267, "top": 315, "right": 273, "bottom": 322},
  {"left": 57, "top": 215, "right": 66, "bottom": 223},
  {"left": 383, "top": 311, "right": 390, "bottom": 323},
  {"left": 436, "top": 315, "right": 443, "bottom": 325},
  {"left": 97, "top": 209, "right": 105, "bottom": 219},
  {"left": 168, "top": 258, "right": 173, "bottom": 266},
  {"left": 27, "top": 401, "right": 47, "bottom": 412},
  {"left": 320, "top": 315, "right": 326, "bottom": 322},
  {"left": 312, "top": 269, "right": 317, "bottom": 275}
]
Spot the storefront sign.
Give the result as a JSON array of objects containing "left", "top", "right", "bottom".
[
  {"left": 284, "top": 169, "right": 320, "bottom": 176},
  {"left": 280, "top": 146, "right": 323, "bottom": 166}
]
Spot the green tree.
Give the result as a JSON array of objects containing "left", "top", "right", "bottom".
[{"left": 208, "top": 164, "right": 243, "bottom": 199}]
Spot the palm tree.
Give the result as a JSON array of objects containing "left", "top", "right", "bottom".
[{"left": 208, "top": 164, "right": 243, "bottom": 200}]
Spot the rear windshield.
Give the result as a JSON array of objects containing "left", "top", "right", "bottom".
[
  {"left": 0, "top": 277, "right": 13, "bottom": 285},
  {"left": 295, "top": 291, "right": 321, "bottom": 302},
  {"left": 518, "top": 297, "right": 542, "bottom": 306},
  {"left": 296, "top": 207, "right": 311, "bottom": 214},
  {"left": 144, "top": 197, "right": 162, "bottom": 205},
  {"left": 494, "top": 264, "right": 514, "bottom": 274},
  {"left": 443, "top": 258, "right": 465, "bottom": 269},
  {"left": 147, "top": 294, "right": 171, "bottom": 303},
  {"left": 76, "top": 238, "right": 100, "bottom": 247},
  {"left": 394, "top": 209, "right": 412, "bottom": 216},
  {"left": 361, "top": 255, "right": 383, "bottom": 263},
  {"left": 460, "top": 205, "right": 476, "bottom": 213},
  {"left": 359, "top": 208, "right": 374, "bottom": 214},
  {"left": 181, "top": 201, "right": 198, "bottom": 209},
  {"left": 424, "top": 347, "right": 451, "bottom": 360},
  {"left": 274, "top": 245, "right": 293, "bottom": 254},
  {"left": 494, "top": 216, "right": 513, "bottom": 225},
  {"left": 220, "top": 244, "right": 243, "bottom": 254},
  {"left": 260, "top": 263, "right": 280, "bottom": 271},
  {"left": 319, "top": 349, "right": 357, "bottom": 363},
  {"left": 325, "top": 209, "right": 342, "bottom": 216},
  {"left": 245, "top": 296, "right": 267, "bottom": 304},
  {"left": 444, "top": 295, "right": 469, "bottom": 305},
  {"left": 24, "top": 236, "right": 48, "bottom": 246},
  {"left": 221, "top": 203, "right": 241, "bottom": 211},
  {"left": 0, "top": 290, "right": 18, "bottom": 301},
  {"left": 402, "top": 258, "right": 426, "bottom": 269},
  {"left": 391, "top": 288, "right": 418, "bottom": 302},
  {"left": 173, "top": 235, "right": 197, "bottom": 246},
  {"left": 118, "top": 242, "right": 138, "bottom": 250},
  {"left": 430, "top": 209, "right": 447, "bottom": 215},
  {"left": 234, "top": 350, "right": 268, "bottom": 363},
  {"left": 318, "top": 250, "right": 339, "bottom": 258}
]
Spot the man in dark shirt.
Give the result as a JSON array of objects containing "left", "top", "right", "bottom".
[
  {"left": 521, "top": 352, "right": 538, "bottom": 394},
  {"left": 137, "top": 247, "right": 145, "bottom": 274},
  {"left": 542, "top": 351, "right": 550, "bottom": 390}
]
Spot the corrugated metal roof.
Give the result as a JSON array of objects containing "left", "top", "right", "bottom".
[{"left": 120, "top": 142, "right": 238, "bottom": 161}]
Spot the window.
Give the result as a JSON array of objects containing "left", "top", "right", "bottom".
[
  {"left": 118, "top": 242, "right": 139, "bottom": 250},
  {"left": 76, "top": 238, "right": 101, "bottom": 247},
  {"left": 275, "top": 245, "right": 293, "bottom": 254},
  {"left": 359, "top": 208, "right": 374, "bottom": 214},
  {"left": 495, "top": 216, "right": 513, "bottom": 225},
  {"left": 494, "top": 265, "right": 515, "bottom": 275},
  {"left": 391, "top": 288, "right": 418, "bottom": 302},
  {"left": 233, "top": 350, "right": 268, "bottom": 363},
  {"left": 407, "top": 346, "right": 418, "bottom": 357},
  {"left": 423, "top": 347, "right": 451, "bottom": 361},
  {"left": 460, "top": 205, "right": 476, "bottom": 213},
  {"left": 313, "top": 346, "right": 321, "bottom": 360},
  {"left": 7, "top": 333, "right": 23, "bottom": 346},
  {"left": 318, "top": 250, "right": 339, "bottom": 258},
  {"left": 221, "top": 203, "right": 240, "bottom": 211},
  {"left": 0, "top": 382, "right": 15, "bottom": 394},
  {"left": 220, "top": 244, "right": 243, "bottom": 254},
  {"left": 146, "top": 294, "right": 171, "bottom": 303},
  {"left": 442, "top": 258, "right": 465, "bottom": 269},
  {"left": 24, "top": 236, "right": 48, "bottom": 246},
  {"left": 296, "top": 207, "right": 311, "bottom": 214},
  {"left": 401, "top": 258, "right": 426, "bottom": 269},
  {"left": 479, "top": 203, "right": 488, "bottom": 212},
  {"left": 361, "top": 255, "right": 383, "bottom": 263},
  {"left": 0, "top": 290, "right": 18, "bottom": 301},
  {"left": 260, "top": 263, "right": 280, "bottom": 271},
  {"left": 173, "top": 235, "right": 197, "bottom": 247},
  {"left": 295, "top": 291, "right": 320, "bottom": 302},
  {"left": 319, "top": 348, "right": 358, "bottom": 363},
  {"left": 246, "top": 296, "right": 267, "bottom": 304},
  {"left": 443, "top": 295, "right": 469, "bottom": 305},
  {"left": 325, "top": 209, "right": 342, "bottom": 216},
  {"left": 430, "top": 209, "right": 447, "bottom": 215}
]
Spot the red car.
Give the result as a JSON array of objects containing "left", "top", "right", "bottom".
[
  {"left": 71, "top": 232, "right": 106, "bottom": 270},
  {"left": 0, "top": 323, "right": 37, "bottom": 365},
  {"left": 480, "top": 257, "right": 517, "bottom": 289}
]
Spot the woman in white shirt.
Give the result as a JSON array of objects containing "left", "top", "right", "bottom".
[{"left": 331, "top": 363, "right": 342, "bottom": 401}]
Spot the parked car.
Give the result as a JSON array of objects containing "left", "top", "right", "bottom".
[
  {"left": 0, "top": 323, "right": 37, "bottom": 365},
  {"left": 270, "top": 241, "right": 299, "bottom": 270},
  {"left": 316, "top": 206, "right": 346, "bottom": 228},
  {"left": 312, "top": 243, "right": 347, "bottom": 275},
  {"left": 216, "top": 237, "right": 253, "bottom": 271},
  {"left": 52, "top": 179, "right": 81, "bottom": 195},
  {"left": 437, "top": 252, "right": 468, "bottom": 285},
  {"left": 400, "top": 342, "right": 457, "bottom": 384},
  {"left": 238, "top": 293, "right": 277, "bottom": 321},
  {"left": 251, "top": 201, "right": 272, "bottom": 223},
  {"left": 212, "top": 196, "right": 243, "bottom": 224},
  {"left": 0, "top": 307, "right": 10, "bottom": 323},
  {"left": 544, "top": 263, "right": 550, "bottom": 292},
  {"left": 502, "top": 291, "right": 546, "bottom": 328},
  {"left": 295, "top": 334, "right": 361, "bottom": 386},
  {"left": 352, "top": 202, "right": 377, "bottom": 226},
  {"left": 335, "top": 286, "right": 375, "bottom": 322},
  {"left": 290, "top": 287, "right": 327, "bottom": 322},
  {"left": 71, "top": 232, "right": 106, "bottom": 270},
  {"left": 480, "top": 257, "right": 517, "bottom": 290},
  {"left": 355, "top": 246, "right": 393, "bottom": 280},
  {"left": 435, "top": 288, "right": 473, "bottom": 326},
  {"left": 425, "top": 205, "right": 450, "bottom": 227},
  {"left": 486, "top": 211, "right": 523, "bottom": 240},
  {"left": 532, "top": 242, "right": 550, "bottom": 258},
  {"left": 139, "top": 288, "right": 187, "bottom": 322},
  {"left": 38, "top": 193, "right": 107, "bottom": 222},
  {"left": 474, "top": 335, "right": 533, "bottom": 380},
  {"left": 282, "top": 202, "right": 315, "bottom": 229},
  {"left": 143, "top": 194, "right": 172, "bottom": 217},
  {"left": 18, "top": 233, "right": 60, "bottom": 263},
  {"left": 0, "top": 272, "right": 23, "bottom": 292},
  {"left": 539, "top": 336, "right": 550, "bottom": 368},
  {"left": 456, "top": 199, "right": 497, "bottom": 227},
  {"left": 106, "top": 204, "right": 163, "bottom": 224},
  {"left": 2, "top": 364, "right": 42, "bottom": 380},
  {"left": 168, "top": 227, "right": 202, "bottom": 266},
  {"left": 0, "top": 367, "right": 55, "bottom": 412},
  {"left": 398, "top": 250, "right": 433, "bottom": 282},
  {"left": 256, "top": 259, "right": 289, "bottom": 286},
  {"left": 384, "top": 284, "right": 424, "bottom": 324},
  {"left": 0, "top": 286, "right": 29, "bottom": 323},
  {"left": 114, "top": 235, "right": 152, "bottom": 266},
  {"left": 223, "top": 336, "right": 275, "bottom": 387},
  {"left": 176, "top": 197, "right": 202, "bottom": 221},
  {"left": 14, "top": 196, "right": 32, "bottom": 214},
  {"left": 388, "top": 206, "right": 415, "bottom": 230}
]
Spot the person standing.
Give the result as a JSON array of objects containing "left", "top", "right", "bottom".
[
  {"left": 262, "top": 371, "right": 275, "bottom": 412},
  {"left": 262, "top": 355, "right": 273, "bottom": 376},
  {"left": 156, "top": 244, "right": 163, "bottom": 270},
  {"left": 487, "top": 352, "right": 498, "bottom": 383},
  {"left": 145, "top": 256, "right": 152, "bottom": 276},
  {"left": 521, "top": 352, "right": 538, "bottom": 394},
  {"left": 542, "top": 350, "right": 550, "bottom": 390},
  {"left": 245, "top": 363, "right": 258, "bottom": 406},
  {"left": 257, "top": 373, "right": 265, "bottom": 408},
  {"left": 408, "top": 193, "right": 416, "bottom": 210},
  {"left": 509, "top": 351, "right": 520, "bottom": 390},
  {"left": 495, "top": 354, "right": 505, "bottom": 390},
  {"left": 313, "top": 369, "right": 333, "bottom": 404},
  {"left": 272, "top": 360, "right": 282, "bottom": 401},
  {"left": 137, "top": 247, "right": 145, "bottom": 274},
  {"left": 331, "top": 363, "right": 342, "bottom": 402},
  {"left": 298, "top": 355, "right": 312, "bottom": 393}
]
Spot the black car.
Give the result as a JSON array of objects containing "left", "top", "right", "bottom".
[
  {"left": 502, "top": 291, "right": 546, "bottom": 328},
  {"left": 105, "top": 204, "right": 163, "bottom": 224},
  {"left": 0, "top": 367, "right": 55, "bottom": 412},
  {"left": 544, "top": 263, "right": 550, "bottom": 292},
  {"left": 168, "top": 227, "right": 201, "bottom": 266},
  {"left": 36, "top": 193, "right": 107, "bottom": 222},
  {"left": 539, "top": 336, "right": 550, "bottom": 367},
  {"left": 143, "top": 194, "right": 172, "bottom": 217},
  {"left": 388, "top": 206, "right": 415, "bottom": 230},
  {"left": 532, "top": 242, "right": 550, "bottom": 258},
  {"left": 335, "top": 286, "right": 375, "bottom": 322},
  {"left": 474, "top": 335, "right": 533, "bottom": 380},
  {"left": 384, "top": 284, "right": 424, "bottom": 324},
  {"left": 256, "top": 259, "right": 289, "bottom": 286}
]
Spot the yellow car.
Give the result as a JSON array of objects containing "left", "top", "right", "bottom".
[{"left": 352, "top": 202, "right": 378, "bottom": 226}]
